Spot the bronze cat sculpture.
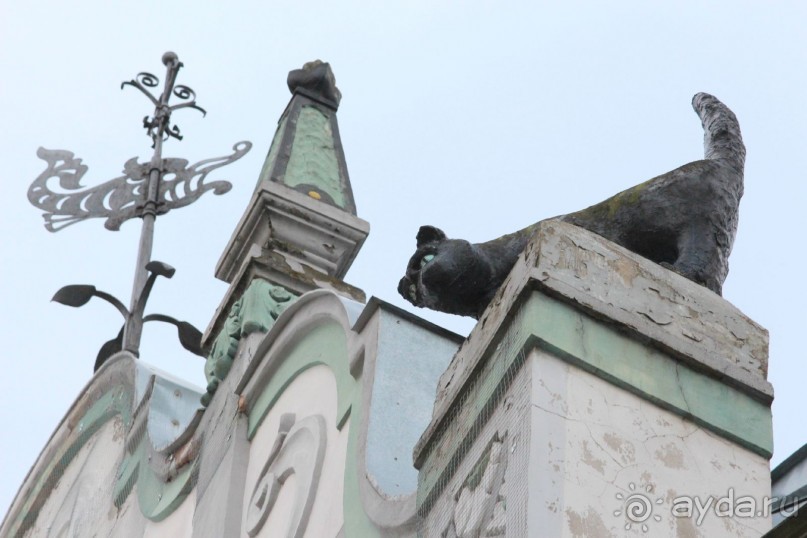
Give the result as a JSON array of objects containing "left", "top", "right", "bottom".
[{"left": 398, "top": 93, "right": 745, "bottom": 319}]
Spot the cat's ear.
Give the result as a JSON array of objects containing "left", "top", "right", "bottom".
[{"left": 416, "top": 225, "right": 446, "bottom": 247}]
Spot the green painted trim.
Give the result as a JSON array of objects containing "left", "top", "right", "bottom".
[
  {"left": 418, "top": 291, "right": 773, "bottom": 513},
  {"left": 8, "top": 383, "right": 133, "bottom": 537},
  {"left": 203, "top": 279, "right": 297, "bottom": 406},
  {"left": 244, "top": 302, "right": 381, "bottom": 535},
  {"left": 136, "top": 445, "right": 197, "bottom": 521},
  {"left": 523, "top": 293, "right": 772, "bottom": 456},
  {"left": 247, "top": 321, "right": 356, "bottom": 439},
  {"left": 341, "top": 390, "right": 385, "bottom": 538},
  {"left": 9, "top": 364, "right": 199, "bottom": 535},
  {"left": 112, "top": 434, "right": 197, "bottom": 522}
]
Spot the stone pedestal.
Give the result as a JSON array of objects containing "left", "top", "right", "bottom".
[
  {"left": 413, "top": 221, "right": 773, "bottom": 537},
  {"left": 203, "top": 178, "right": 369, "bottom": 353}
]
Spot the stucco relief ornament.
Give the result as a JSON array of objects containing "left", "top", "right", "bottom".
[
  {"left": 27, "top": 52, "right": 251, "bottom": 368},
  {"left": 245, "top": 413, "right": 327, "bottom": 538},
  {"left": 443, "top": 433, "right": 508, "bottom": 537},
  {"left": 202, "top": 280, "right": 297, "bottom": 407}
]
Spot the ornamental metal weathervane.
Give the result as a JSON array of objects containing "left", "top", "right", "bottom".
[{"left": 28, "top": 51, "right": 252, "bottom": 370}]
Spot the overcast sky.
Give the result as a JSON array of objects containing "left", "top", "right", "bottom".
[{"left": 2, "top": 0, "right": 806, "bottom": 516}]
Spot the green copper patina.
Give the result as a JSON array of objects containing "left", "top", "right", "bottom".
[
  {"left": 202, "top": 279, "right": 297, "bottom": 406},
  {"left": 283, "top": 105, "right": 346, "bottom": 208}
]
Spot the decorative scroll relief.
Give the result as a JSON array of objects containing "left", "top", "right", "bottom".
[
  {"left": 443, "top": 432, "right": 508, "bottom": 538},
  {"left": 29, "top": 142, "right": 251, "bottom": 232},
  {"left": 245, "top": 413, "right": 327, "bottom": 538}
]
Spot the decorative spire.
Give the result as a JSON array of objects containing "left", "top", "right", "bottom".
[
  {"left": 205, "top": 61, "right": 369, "bottom": 401},
  {"left": 256, "top": 60, "right": 358, "bottom": 215},
  {"left": 214, "top": 60, "right": 368, "bottom": 292}
]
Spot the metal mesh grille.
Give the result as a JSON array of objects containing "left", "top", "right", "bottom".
[{"left": 416, "top": 307, "right": 532, "bottom": 537}]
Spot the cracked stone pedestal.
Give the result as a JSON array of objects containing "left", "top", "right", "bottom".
[{"left": 413, "top": 221, "right": 773, "bottom": 538}]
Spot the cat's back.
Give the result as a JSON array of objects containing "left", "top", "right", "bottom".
[{"left": 566, "top": 158, "right": 739, "bottom": 231}]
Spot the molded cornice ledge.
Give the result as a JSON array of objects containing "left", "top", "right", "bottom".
[
  {"left": 215, "top": 181, "right": 369, "bottom": 286},
  {"left": 201, "top": 180, "right": 368, "bottom": 354}
]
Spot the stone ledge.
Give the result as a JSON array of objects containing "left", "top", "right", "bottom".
[
  {"left": 201, "top": 245, "right": 366, "bottom": 352},
  {"left": 215, "top": 180, "right": 369, "bottom": 285},
  {"left": 415, "top": 220, "right": 771, "bottom": 465}
]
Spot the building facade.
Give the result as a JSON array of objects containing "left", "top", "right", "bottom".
[{"left": 1, "top": 62, "right": 782, "bottom": 538}]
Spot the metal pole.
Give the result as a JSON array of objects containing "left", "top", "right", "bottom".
[
  {"left": 122, "top": 52, "right": 180, "bottom": 355},
  {"left": 29, "top": 51, "right": 249, "bottom": 366}
]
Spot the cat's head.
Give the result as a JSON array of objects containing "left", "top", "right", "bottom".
[{"left": 397, "top": 225, "right": 494, "bottom": 319}]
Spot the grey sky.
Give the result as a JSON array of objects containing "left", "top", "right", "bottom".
[{"left": 2, "top": 0, "right": 805, "bottom": 516}]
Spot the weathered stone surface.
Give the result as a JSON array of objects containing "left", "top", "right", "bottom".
[
  {"left": 3, "top": 291, "right": 459, "bottom": 538},
  {"left": 205, "top": 179, "right": 368, "bottom": 355},
  {"left": 0, "top": 355, "right": 205, "bottom": 537},
  {"left": 422, "top": 220, "right": 770, "bottom": 449},
  {"left": 216, "top": 180, "right": 368, "bottom": 285},
  {"left": 531, "top": 221, "right": 769, "bottom": 397},
  {"left": 414, "top": 220, "right": 772, "bottom": 537},
  {"left": 526, "top": 350, "right": 770, "bottom": 537}
]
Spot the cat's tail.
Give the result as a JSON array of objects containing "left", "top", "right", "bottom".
[{"left": 692, "top": 92, "right": 745, "bottom": 174}]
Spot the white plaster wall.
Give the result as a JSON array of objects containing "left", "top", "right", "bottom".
[
  {"left": 528, "top": 349, "right": 771, "bottom": 538},
  {"left": 420, "top": 348, "right": 771, "bottom": 538},
  {"left": 242, "top": 364, "right": 350, "bottom": 538},
  {"left": 25, "top": 419, "right": 129, "bottom": 538},
  {"left": 142, "top": 491, "right": 195, "bottom": 538},
  {"left": 106, "top": 493, "right": 147, "bottom": 538}
]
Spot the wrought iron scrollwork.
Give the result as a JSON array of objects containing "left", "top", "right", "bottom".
[
  {"left": 120, "top": 52, "right": 207, "bottom": 145},
  {"left": 52, "top": 261, "right": 207, "bottom": 371},
  {"left": 29, "top": 141, "right": 252, "bottom": 231},
  {"left": 29, "top": 148, "right": 142, "bottom": 231},
  {"left": 153, "top": 141, "right": 251, "bottom": 216}
]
